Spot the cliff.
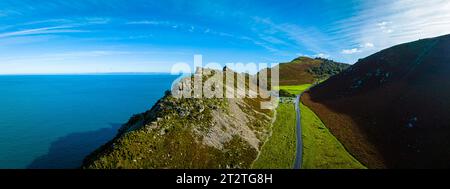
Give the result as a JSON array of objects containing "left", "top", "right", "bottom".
[{"left": 83, "top": 67, "right": 275, "bottom": 168}]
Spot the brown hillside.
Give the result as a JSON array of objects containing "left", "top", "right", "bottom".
[
  {"left": 278, "top": 57, "right": 322, "bottom": 85},
  {"left": 302, "top": 34, "right": 450, "bottom": 168},
  {"left": 271, "top": 57, "right": 349, "bottom": 85}
]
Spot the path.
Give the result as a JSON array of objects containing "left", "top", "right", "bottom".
[{"left": 293, "top": 94, "right": 302, "bottom": 169}]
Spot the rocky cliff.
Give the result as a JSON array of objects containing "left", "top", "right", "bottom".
[{"left": 83, "top": 67, "right": 275, "bottom": 169}]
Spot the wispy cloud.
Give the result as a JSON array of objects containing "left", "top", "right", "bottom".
[
  {"left": 0, "top": 35, "right": 57, "bottom": 46},
  {"left": 363, "top": 42, "right": 374, "bottom": 48},
  {"left": 296, "top": 53, "right": 330, "bottom": 59},
  {"left": 252, "top": 17, "right": 337, "bottom": 58},
  {"left": 0, "top": 9, "right": 22, "bottom": 17},
  {"left": 259, "top": 35, "right": 289, "bottom": 45},
  {"left": 236, "top": 35, "right": 286, "bottom": 55},
  {"left": 341, "top": 48, "right": 361, "bottom": 54},
  {"left": 340, "top": 42, "right": 375, "bottom": 54},
  {"left": 315, "top": 53, "right": 330, "bottom": 58},
  {"left": 0, "top": 17, "right": 114, "bottom": 41},
  {"left": 126, "top": 20, "right": 166, "bottom": 25},
  {"left": 7, "top": 17, "right": 111, "bottom": 29},
  {"left": 333, "top": 0, "right": 450, "bottom": 59},
  {"left": 0, "top": 50, "right": 136, "bottom": 64},
  {"left": 253, "top": 40, "right": 281, "bottom": 53},
  {"left": 0, "top": 26, "right": 88, "bottom": 39},
  {"left": 377, "top": 21, "right": 394, "bottom": 33},
  {"left": 1, "top": 0, "right": 448, "bottom": 71},
  {"left": 126, "top": 19, "right": 237, "bottom": 39},
  {"left": 42, "top": 50, "right": 132, "bottom": 58},
  {"left": 84, "top": 17, "right": 111, "bottom": 24}
]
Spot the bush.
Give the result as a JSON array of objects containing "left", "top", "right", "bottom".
[
  {"left": 279, "top": 89, "right": 295, "bottom": 97},
  {"left": 308, "top": 58, "right": 350, "bottom": 80}
]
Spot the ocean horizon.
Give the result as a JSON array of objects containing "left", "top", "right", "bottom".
[
  {"left": 0, "top": 72, "right": 173, "bottom": 76},
  {"left": 0, "top": 74, "right": 179, "bottom": 169}
]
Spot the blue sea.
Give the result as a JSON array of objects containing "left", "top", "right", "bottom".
[{"left": 0, "top": 74, "right": 179, "bottom": 169}]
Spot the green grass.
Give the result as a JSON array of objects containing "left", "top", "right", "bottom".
[
  {"left": 254, "top": 83, "right": 365, "bottom": 169},
  {"left": 252, "top": 102, "right": 296, "bottom": 169},
  {"left": 278, "top": 84, "right": 312, "bottom": 95},
  {"left": 301, "top": 102, "right": 366, "bottom": 169}
]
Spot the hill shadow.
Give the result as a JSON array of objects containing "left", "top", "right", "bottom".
[{"left": 27, "top": 123, "right": 122, "bottom": 169}]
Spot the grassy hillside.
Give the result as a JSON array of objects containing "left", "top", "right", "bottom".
[
  {"left": 301, "top": 102, "right": 365, "bottom": 169},
  {"left": 303, "top": 34, "right": 450, "bottom": 168},
  {"left": 252, "top": 102, "right": 296, "bottom": 169},
  {"left": 255, "top": 83, "right": 364, "bottom": 169}
]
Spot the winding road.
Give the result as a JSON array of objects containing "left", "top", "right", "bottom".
[{"left": 293, "top": 94, "right": 303, "bottom": 169}]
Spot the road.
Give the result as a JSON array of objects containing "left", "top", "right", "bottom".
[{"left": 293, "top": 94, "right": 302, "bottom": 169}]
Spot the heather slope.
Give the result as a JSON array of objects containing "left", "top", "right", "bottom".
[
  {"left": 271, "top": 57, "right": 349, "bottom": 86},
  {"left": 303, "top": 34, "right": 450, "bottom": 168}
]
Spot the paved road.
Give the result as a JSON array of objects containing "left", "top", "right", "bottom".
[{"left": 293, "top": 94, "right": 302, "bottom": 169}]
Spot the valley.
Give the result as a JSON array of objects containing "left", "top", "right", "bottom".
[
  {"left": 254, "top": 57, "right": 364, "bottom": 169},
  {"left": 82, "top": 34, "right": 450, "bottom": 169}
]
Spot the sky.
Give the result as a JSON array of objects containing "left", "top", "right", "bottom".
[{"left": 0, "top": 0, "right": 449, "bottom": 74}]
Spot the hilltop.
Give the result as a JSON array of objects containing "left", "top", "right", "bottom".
[
  {"left": 302, "top": 34, "right": 450, "bottom": 168},
  {"left": 273, "top": 57, "right": 349, "bottom": 85},
  {"left": 83, "top": 68, "right": 275, "bottom": 168}
]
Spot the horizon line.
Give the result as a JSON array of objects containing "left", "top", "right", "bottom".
[{"left": 0, "top": 72, "right": 179, "bottom": 76}]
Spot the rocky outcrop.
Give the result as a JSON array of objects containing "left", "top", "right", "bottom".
[{"left": 83, "top": 68, "right": 275, "bottom": 169}]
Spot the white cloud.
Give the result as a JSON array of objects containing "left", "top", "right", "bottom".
[
  {"left": 260, "top": 35, "right": 288, "bottom": 45},
  {"left": 377, "top": 21, "right": 392, "bottom": 27},
  {"left": 126, "top": 20, "right": 162, "bottom": 25},
  {"left": 315, "top": 53, "right": 330, "bottom": 58},
  {"left": 252, "top": 17, "right": 336, "bottom": 57},
  {"left": 0, "top": 35, "right": 56, "bottom": 46},
  {"left": 0, "top": 17, "right": 113, "bottom": 40},
  {"left": 295, "top": 53, "right": 330, "bottom": 58},
  {"left": 126, "top": 20, "right": 234, "bottom": 39},
  {"left": 0, "top": 50, "right": 129, "bottom": 61},
  {"left": 341, "top": 48, "right": 361, "bottom": 54},
  {"left": 377, "top": 21, "right": 395, "bottom": 33},
  {"left": 20, "top": 17, "right": 111, "bottom": 28},
  {"left": 0, "top": 26, "right": 87, "bottom": 38},
  {"left": 0, "top": 10, "right": 22, "bottom": 17},
  {"left": 48, "top": 51, "right": 133, "bottom": 58},
  {"left": 341, "top": 42, "right": 374, "bottom": 55},
  {"left": 330, "top": 0, "right": 450, "bottom": 62},
  {"left": 377, "top": 22, "right": 388, "bottom": 27},
  {"left": 384, "top": 29, "right": 394, "bottom": 33},
  {"left": 363, "top": 42, "right": 374, "bottom": 48},
  {"left": 85, "top": 17, "right": 111, "bottom": 24},
  {"left": 253, "top": 40, "right": 280, "bottom": 53}
]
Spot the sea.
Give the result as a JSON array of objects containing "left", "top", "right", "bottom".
[{"left": 0, "top": 74, "right": 179, "bottom": 169}]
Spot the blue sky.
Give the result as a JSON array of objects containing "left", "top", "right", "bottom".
[{"left": 0, "top": 0, "right": 449, "bottom": 74}]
